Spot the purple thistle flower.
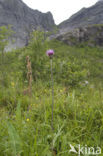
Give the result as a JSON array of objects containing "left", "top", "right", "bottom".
[
  {"left": 46, "top": 49, "right": 54, "bottom": 131},
  {"left": 46, "top": 49, "right": 54, "bottom": 57}
]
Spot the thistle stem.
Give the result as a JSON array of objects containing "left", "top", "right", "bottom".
[{"left": 50, "top": 58, "right": 54, "bottom": 131}]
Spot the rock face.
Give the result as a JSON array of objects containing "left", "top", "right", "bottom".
[
  {"left": 56, "top": 0, "right": 103, "bottom": 47},
  {"left": 57, "top": 25, "right": 103, "bottom": 47},
  {"left": 0, "top": 0, "right": 55, "bottom": 50},
  {"left": 58, "top": 0, "right": 103, "bottom": 34}
]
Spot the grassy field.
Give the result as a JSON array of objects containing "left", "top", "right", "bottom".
[{"left": 0, "top": 33, "right": 103, "bottom": 156}]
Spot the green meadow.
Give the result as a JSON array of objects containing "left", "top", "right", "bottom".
[{"left": 0, "top": 31, "right": 103, "bottom": 156}]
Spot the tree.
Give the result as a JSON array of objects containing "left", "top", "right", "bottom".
[{"left": 0, "top": 25, "right": 13, "bottom": 63}]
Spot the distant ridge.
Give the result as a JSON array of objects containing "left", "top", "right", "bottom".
[{"left": 58, "top": 1, "right": 103, "bottom": 33}]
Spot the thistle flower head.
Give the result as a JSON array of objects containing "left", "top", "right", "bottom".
[{"left": 46, "top": 49, "right": 54, "bottom": 57}]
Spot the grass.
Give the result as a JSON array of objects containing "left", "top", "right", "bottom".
[
  {"left": 0, "top": 36, "right": 103, "bottom": 155},
  {"left": 0, "top": 84, "right": 103, "bottom": 155}
]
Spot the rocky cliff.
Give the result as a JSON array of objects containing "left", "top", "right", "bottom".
[
  {"left": 58, "top": 0, "right": 103, "bottom": 34},
  {"left": 0, "top": 0, "right": 55, "bottom": 50},
  {"left": 57, "top": 24, "right": 103, "bottom": 47},
  {"left": 56, "top": 0, "right": 103, "bottom": 47}
]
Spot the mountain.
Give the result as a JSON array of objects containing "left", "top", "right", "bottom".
[
  {"left": 55, "top": 0, "right": 103, "bottom": 47},
  {"left": 58, "top": 0, "right": 103, "bottom": 34},
  {"left": 0, "top": 0, "right": 55, "bottom": 50}
]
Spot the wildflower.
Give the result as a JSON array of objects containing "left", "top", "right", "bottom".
[
  {"left": 60, "top": 89, "right": 63, "bottom": 93},
  {"left": 36, "top": 97, "right": 38, "bottom": 100},
  {"left": 46, "top": 49, "right": 54, "bottom": 131},
  {"left": 46, "top": 49, "right": 54, "bottom": 58},
  {"left": 84, "top": 80, "right": 89, "bottom": 85},
  {"left": 26, "top": 118, "right": 29, "bottom": 122},
  {"left": 11, "top": 82, "right": 15, "bottom": 87},
  {"left": 44, "top": 89, "right": 47, "bottom": 93}
]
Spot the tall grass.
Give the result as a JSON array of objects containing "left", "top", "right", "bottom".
[
  {"left": 0, "top": 83, "right": 103, "bottom": 155},
  {"left": 0, "top": 32, "right": 103, "bottom": 155}
]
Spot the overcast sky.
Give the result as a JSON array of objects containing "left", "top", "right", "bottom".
[{"left": 23, "top": 0, "right": 98, "bottom": 24}]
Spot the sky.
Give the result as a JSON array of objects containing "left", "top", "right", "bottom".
[{"left": 22, "top": 0, "right": 98, "bottom": 24}]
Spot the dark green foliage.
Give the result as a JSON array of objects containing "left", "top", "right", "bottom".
[{"left": 17, "top": 31, "right": 89, "bottom": 87}]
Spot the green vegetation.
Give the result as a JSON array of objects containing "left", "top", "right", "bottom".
[
  {"left": 0, "top": 30, "right": 103, "bottom": 156},
  {"left": 0, "top": 25, "right": 13, "bottom": 63}
]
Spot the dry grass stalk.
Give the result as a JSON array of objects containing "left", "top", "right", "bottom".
[{"left": 23, "top": 56, "right": 32, "bottom": 96}]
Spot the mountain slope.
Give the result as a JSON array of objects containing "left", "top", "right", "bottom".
[
  {"left": 0, "top": 0, "right": 55, "bottom": 50},
  {"left": 58, "top": 0, "right": 103, "bottom": 33}
]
